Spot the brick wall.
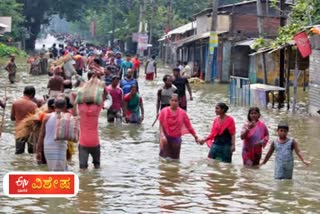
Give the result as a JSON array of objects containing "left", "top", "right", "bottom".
[{"left": 231, "top": 14, "right": 280, "bottom": 38}]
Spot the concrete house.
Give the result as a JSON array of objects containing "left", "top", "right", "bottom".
[{"left": 160, "top": 0, "right": 292, "bottom": 82}]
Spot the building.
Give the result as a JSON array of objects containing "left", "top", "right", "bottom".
[{"left": 160, "top": 0, "right": 292, "bottom": 82}]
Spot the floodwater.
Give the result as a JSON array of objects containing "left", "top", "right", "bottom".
[{"left": 0, "top": 61, "right": 319, "bottom": 213}]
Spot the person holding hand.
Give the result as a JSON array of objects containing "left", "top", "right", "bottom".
[
  {"left": 199, "top": 103, "right": 236, "bottom": 163},
  {"left": 158, "top": 94, "right": 198, "bottom": 160}
]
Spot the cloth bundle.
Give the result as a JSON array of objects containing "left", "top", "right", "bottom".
[
  {"left": 54, "top": 112, "right": 80, "bottom": 142},
  {"left": 76, "top": 77, "right": 105, "bottom": 105}
]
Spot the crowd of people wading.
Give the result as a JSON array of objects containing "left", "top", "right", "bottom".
[{"left": 1, "top": 33, "right": 310, "bottom": 180}]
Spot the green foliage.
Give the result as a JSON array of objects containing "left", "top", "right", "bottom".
[
  {"left": 0, "top": 43, "right": 27, "bottom": 57},
  {"left": 0, "top": 0, "right": 25, "bottom": 40},
  {"left": 256, "top": 0, "right": 318, "bottom": 50},
  {"left": 70, "top": 0, "right": 244, "bottom": 45},
  {"left": 252, "top": 37, "right": 271, "bottom": 50}
]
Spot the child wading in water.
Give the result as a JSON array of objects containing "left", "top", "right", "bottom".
[{"left": 261, "top": 122, "right": 310, "bottom": 179}]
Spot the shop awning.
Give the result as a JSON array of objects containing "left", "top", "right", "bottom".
[
  {"left": 0, "top": 23, "right": 8, "bottom": 29},
  {"left": 175, "top": 31, "right": 228, "bottom": 47},
  {"left": 167, "top": 22, "right": 196, "bottom": 36},
  {"left": 235, "top": 39, "right": 257, "bottom": 47}
]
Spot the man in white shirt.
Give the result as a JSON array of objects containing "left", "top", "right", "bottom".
[{"left": 145, "top": 55, "right": 157, "bottom": 81}]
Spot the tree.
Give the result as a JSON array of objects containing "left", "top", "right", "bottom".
[
  {"left": 0, "top": 0, "right": 25, "bottom": 41},
  {"left": 67, "top": 0, "right": 244, "bottom": 51},
  {"left": 17, "top": 0, "right": 102, "bottom": 50}
]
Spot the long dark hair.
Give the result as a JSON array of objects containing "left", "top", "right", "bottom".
[
  {"left": 216, "top": 102, "right": 229, "bottom": 113},
  {"left": 247, "top": 107, "right": 260, "bottom": 122}
]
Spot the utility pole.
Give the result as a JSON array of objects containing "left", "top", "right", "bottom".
[
  {"left": 256, "top": 0, "right": 263, "bottom": 35},
  {"left": 279, "top": 0, "right": 286, "bottom": 107},
  {"left": 137, "top": 0, "right": 144, "bottom": 56},
  {"left": 205, "top": 0, "right": 219, "bottom": 82},
  {"left": 148, "top": 1, "right": 155, "bottom": 57},
  {"left": 256, "top": 0, "right": 267, "bottom": 84}
]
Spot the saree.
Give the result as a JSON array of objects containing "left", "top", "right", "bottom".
[
  {"left": 241, "top": 120, "right": 269, "bottom": 166},
  {"left": 124, "top": 93, "right": 142, "bottom": 123},
  {"left": 206, "top": 116, "right": 236, "bottom": 163}
]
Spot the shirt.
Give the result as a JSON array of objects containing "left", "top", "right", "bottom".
[
  {"left": 121, "top": 61, "right": 133, "bottom": 77},
  {"left": 132, "top": 58, "right": 141, "bottom": 70},
  {"left": 104, "top": 74, "right": 113, "bottom": 87},
  {"left": 146, "top": 60, "right": 156, "bottom": 74},
  {"left": 173, "top": 77, "right": 189, "bottom": 97},
  {"left": 78, "top": 104, "right": 102, "bottom": 147},
  {"left": 106, "top": 85, "right": 123, "bottom": 111},
  {"left": 120, "top": 78, "right": 138, "bottom": 95},
  {"left": 159, "top": 85, "right": 177, "bottom": 105}
]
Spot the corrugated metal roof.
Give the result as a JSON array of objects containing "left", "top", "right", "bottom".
[
  {"left": 0, "top": 23, "right": 8, "bottom": 28},
  {"left": 167, "top": 22, "right": 196, "bottom": 36},
  {"left": 235, "top": 39, "right": 257, "bottom": 47},
  {"left": 175, "top": 31, "right": 228, "bottom": 47}
]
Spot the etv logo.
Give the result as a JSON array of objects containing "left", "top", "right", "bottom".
[{"left": 15, "top": 176, "right": 29, "bottom": 189}]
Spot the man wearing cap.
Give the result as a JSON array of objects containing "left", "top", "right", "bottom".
[{"left": 4, "top": 54, "right": 17, "bottom": 84}]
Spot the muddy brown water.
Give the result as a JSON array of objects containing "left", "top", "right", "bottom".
[{"left": 0, "top": 62, "right": 319, "bottom": 213}]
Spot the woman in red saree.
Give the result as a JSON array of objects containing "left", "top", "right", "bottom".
[
  {"left": 240, "top": 107, "right": 269, "bottom": 166},
  {"left": 200, "top": 103, "right": 236, "bottom": 163},
  {"left": 158, "top": 94, "right": 198, "bottom": 159}
]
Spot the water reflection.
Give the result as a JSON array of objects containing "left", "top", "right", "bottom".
[{"left": 0, "top": 60, "right": 320, "bottom": 213}]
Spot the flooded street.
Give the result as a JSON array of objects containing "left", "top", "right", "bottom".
[{"left": 0, "top": 62, "right": 320, "bottom": 213}]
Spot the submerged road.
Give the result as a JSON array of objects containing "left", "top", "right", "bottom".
[{"left": 0, "top": 60, "right": 319, "bottom": 213}]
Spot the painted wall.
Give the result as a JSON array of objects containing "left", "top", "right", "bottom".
[
  {"left": 196, "top": 14, "right": 230, "bottom": 35},
  {"left": 254, "top": 51, "right": 309, "bottom": 86}
]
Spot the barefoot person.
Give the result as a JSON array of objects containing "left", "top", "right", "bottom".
[
  {"left": 11, "top": 86, "right": 37, "bottom": 154},
  {"left": 199, "top": 103, "right": 236, "bottom": 163},
  {"left": 158, "top": 94, "right": 198, "bottom": 159},
  {"left": 4, "top": 54, "right": 17, "bottom": 84},
  {"left": 261, "top": 122, "right": 310, "bottom": 179},
  {"left": 240, "top": 107, "right": 269, "bottom": 167}
]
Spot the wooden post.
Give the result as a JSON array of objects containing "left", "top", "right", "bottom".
[
  {"left": 262, "top": 53, "right": 268, "bottom": 84},
  {"left": 279, "top": 0, "right": 286, "bottom": 108},
  {"left": 293, "top": 49, "right": 302, "bottom": 113},
  {"left": 286, "top": 46, "right": 291, "bottom": 110}
]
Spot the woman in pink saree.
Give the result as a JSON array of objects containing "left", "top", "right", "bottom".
[
  {"left": 158, "top": 94, "right": 198, "bottom": 159},
  {"left": 240, "top": 107, "right": 269, "bottom": 166}
]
